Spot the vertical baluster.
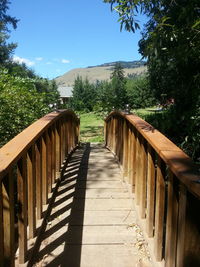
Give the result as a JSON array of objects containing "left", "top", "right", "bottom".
[
  {"left": 146, "top": 144, "right": 156, "bottom": 237},
  {"left": 60, "top": 119, "right": 64, "bottom": 164},
  {"left": 119, "top": 118, "right": 124, "bottom": 165},
  {"left": 104, "top": 120, "right": 107, "bottom": 147},
  {"left": 0, "top": 181, "right": 3, "bottom": 265},
  {"left": 139, "top": 137, "right": 147, "bottom": 219},
  {"left": 27, "top": 146, "right": 36, "bottom": 238},
  {"left": 65, "top": 118, "right": 69, "bottom": 157},
  {"left": 123, "top": 120, "right": 128, "bottom": 181},
  {"left": 113, "top": 117, "right": 116, "bottom": 154},
  {"left": 55, "top": 121, "right": 61, "bottom": 179},
  {"left": 42, "top": 134, "right": 48, "bottom": 205},
  {"left": 63, "top": 118, "right": 67, "bottom": 158},
  {"left": 35, "top": 139, "right": 42, "bottom": 220},
  {"left": 176, "top": 183, "right": 187, "bottom": 267},
  {"left": 51, "top": 125, "right": 56, "bottom": 184},
  {"left": 154, "top": 156, "right": 166, "bottom": 261},
  {"left": 68, "top": 119, "right": 72, "bottom": 153},
  {"left": 17, "top": 155, "right": 28, "bottom": 264},
  {"left": 2, "top": 171, "right": 15, "bottom": 266},
  {"left": 66, "top": 119, "right": 69, "bottom": 154},
  {"left": 135, "top": 133, "right": 141, "bottom": 205},
  {"left": 165, "top": 171, "right": 179, "bottom": 267},
  {"left": 127, "top": 126, "right": 133, "bottom": 184},
  {"left": 47, "top": 129, "right": 52, "bottom": 193},
  {"left": 131, "top": 128, "right": 136, "bottom": 192}
]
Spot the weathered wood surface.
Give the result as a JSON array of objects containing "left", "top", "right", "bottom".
[
  {"left": 29, "top": 144, "right": 152, "bottom": 267},
  {"left": 105, "top": 111, "right": 200, "bottom": 266}
]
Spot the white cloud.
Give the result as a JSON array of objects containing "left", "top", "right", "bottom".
[
  {"left": 13, "top": 56, "right": 35, "bottom": 66},
  {"left": 46, "top": 62, "right": 53, "bottom": 65},
  {"left": 61, "top": 59, "right": 70, "bottom": 64},
  {"left": 35, "top": 57, "right": 43, "bottom": 61}
]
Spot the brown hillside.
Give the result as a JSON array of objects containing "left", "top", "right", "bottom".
[{"left": 55, "top": 65, "right": 147, "bottom": 87}]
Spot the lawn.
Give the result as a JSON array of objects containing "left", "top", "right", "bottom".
[
  {"left": 80, "top": 113, "right": 104, "bottom": 143},
  {"left": 79, "top": 108, "right": 161, "bottom": 143}
]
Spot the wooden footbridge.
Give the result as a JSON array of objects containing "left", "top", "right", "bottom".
[{"left": 0, "top": 110, "right": 200, "bottom": 267}]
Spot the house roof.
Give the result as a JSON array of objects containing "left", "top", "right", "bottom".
[{"left": 58, "top": 86, "right": 73, "bottom": 98}]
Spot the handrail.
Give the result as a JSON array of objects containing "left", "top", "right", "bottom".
[
  {"left": 105, "top": 111, "right": 200, "bottom": 267},
  {"left": 0, "top": 110, "right": 80, "bottom": 266}
]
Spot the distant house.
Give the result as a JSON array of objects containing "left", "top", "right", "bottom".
[{"left": 57, "top": 86, "right": 73, "bottom": 104}]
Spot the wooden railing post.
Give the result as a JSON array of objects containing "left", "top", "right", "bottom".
[
  {"left": 176, "top": 183, "right": 187, "bottom": 267},
  {"left": 154, "top": 156, "right": 166, "bottom": 261},
  {"left": 165, "top": 171, "right": 179, "bottom": 267},
  {"left": 2, "top": 171, "right": 15, "bottom": 266},
  {"left": 35, "top": 140, "right": 42, "bottom": 220},
  {"left": 135, "top": 133, "right": 141, "bottom": 205},
  {"left": 47, "top": 129, "right": 52, "bottom": 193},
  {"left": 122, "top": 120, "right": 129, "bottom": 181},
  {"left": 55, "top": 121, "right": 61, "bottom": 179},
  {"left": 146, "top": 144, "right": 156, "bottom": 237},
  {"left": 27, "top": 146, "right": 36, "bottom": 238},
  {"left": 17, "top": 155, "right": 28, "bottom": 264},
  {"left": 42, "top": 134, "right": 48, "bottom": 204},
  {"left": 139, "top": 137, "right": 147, "bottom": 219}
]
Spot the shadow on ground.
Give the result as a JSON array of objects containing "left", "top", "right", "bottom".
[{"left": 29, "top": 143, "right": 91, "bottom": 267}]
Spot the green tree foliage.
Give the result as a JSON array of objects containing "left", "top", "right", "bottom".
[
  {"left": 104, "top": 0, "right": 200, "bottom": 160},
  {"left": 126, "top": 76, "right": 156, "bottom": 109},
  {"left": 71, "top": 76, "right": 96, "bottom": 112},
  {"left": 0, "top": 0, "right": 18, "bottom": 64},
  {"left": 0, "top": 70, "right": 53, "bottom": 146},
  {"left": 110, "top": 63, "right": 128, "bottom": 109}
]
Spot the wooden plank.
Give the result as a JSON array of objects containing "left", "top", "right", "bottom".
[
  {"left": 51, "top": 125, "right": 56, "bottom": 184},
  {"left": 146, "top": 144, "right": 156, "bottom": 237},
  {"left": 65, "top": 119, "right": 69, "bottom": 157},
  {"left": 2, "top": 171, "right": 15, "bottom": 266},
  {"left": 122, "top": 120, "right": 128, "bottom": 181},
  {"left": 131, "top": 128, "right": 137, "bottom": 191},
  {"left": 154, "top": 156, "right": 166, "bottom": 261},
  {"left": 176, "top": 183, "right": 187, "bottom": 267},
  {"left": 135, "top": 134, "right": 141, "bottom": 205},
  {"left": 35, "top": 140, "right": 42, "bottom": 220},
  {"left": 129, "top": 127, "right": 134, "bottom": 186},
  {"left": 41, "top": 135, "right": 48, "bottom": 205},
  {"left": 27, "top": 146, "right": 36, "bottom": 239},
  {"left": 165, "top": 171, "right": 179, "bottom": 267},
  {"left": 0, "top": 181, "right": 4, "bottom": 265},
  {"left": 17, "top": 155, "right": 28, "bottom": 264},
  {"left": 60, "top": 119, "right": 64, "bottom": 164},
  {"left": 47, "top": 129, "right": 52, "bottom": 193},
  {"left": 55, "top": 122, "right": 61, "bottom": 179},
  {"left": 139, "top": 137, "right": 147, "bottom": 219}
]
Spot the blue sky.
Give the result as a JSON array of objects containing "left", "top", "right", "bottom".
[{"left": 8, "top": 0, "right": 147, "bottom": 79}]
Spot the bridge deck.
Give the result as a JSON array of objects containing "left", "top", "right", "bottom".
[{"left": 31, "top": 143, "right": 152, "bottom": 267}]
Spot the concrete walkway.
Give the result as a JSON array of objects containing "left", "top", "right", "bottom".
[{"left": 32, "top": 143, "right": 152, "bottom": 267}]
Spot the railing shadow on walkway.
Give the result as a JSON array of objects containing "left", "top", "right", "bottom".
[{"left": 28, "top": 143, "right": 91, "bottom": 267}]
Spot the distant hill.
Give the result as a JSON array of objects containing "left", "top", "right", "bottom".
[{"left": 55, "top": 60, "right": 147, "bottom": 87}]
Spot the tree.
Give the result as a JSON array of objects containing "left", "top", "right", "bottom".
[
  {"left": 0, "top": 70, "right": 52, "bottom": 146},
  {"left": 0, "top": 0, "right": 18, "bottom": 64},
  {"left": 110, "top": 63, "right": 128, "bottom": 109},
  {"left": 104, "top": 0, "right": 200, "bottom": 159},
  {"left": 126, "top": 76, "right": 156, "bottom": 109},
  {"left": 71, "top": 76, "right": 97, "bottom": 112}
]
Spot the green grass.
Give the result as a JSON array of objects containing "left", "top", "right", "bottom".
[
  {"left": 133, "top": 107, "right": 163, "bottom": 118},
  {"left": 80, "top": 113, "right": 104, "bottom": 143}
]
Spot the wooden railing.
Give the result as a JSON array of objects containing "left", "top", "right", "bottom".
[
  {"left": 105, "top": 111, "right": 200, "bottom": 267},
  {"left": 0, "top": 110, "right": 79, "bottom": 266}
]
